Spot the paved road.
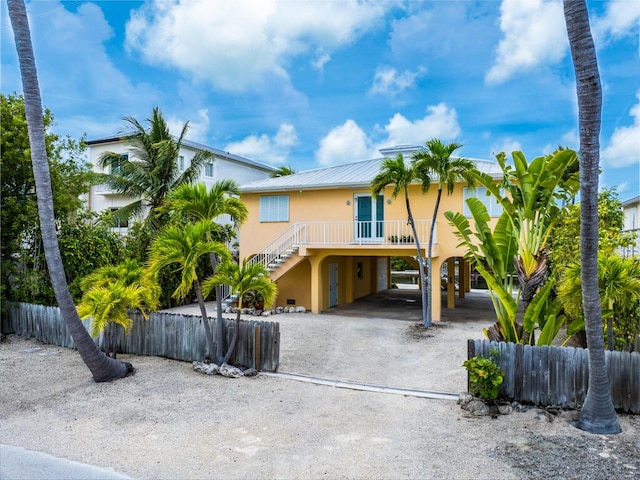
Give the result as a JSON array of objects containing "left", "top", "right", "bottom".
[{"left": 0, "top": 445, "right": 131, "bottom": 480}]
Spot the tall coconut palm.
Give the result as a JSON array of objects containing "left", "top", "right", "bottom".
[
  {"left": 7, "top": 0, "right": 131, "bottom": 381},
  {"left": 161, "top": 181, "right": 248, "bottom": 363},
  {"left": 147, "top": 221, "right": 230, "bottom": 361},
  {"left": 564, "top": 0, "right": 620, "bottom": 434},
  {"left": 270, "top": 165, "right": 296, "bottom": 178},
  {"left": 77, "top": 260, "right": 160, "bottom": 358},
  {"left": 371, "top": 154, "right": 428, "bottom": 326},
  {"left": 203, "top": 259, "right": 277, "bottom": 364},
  {"left": 98, "top": 107, "right": 208, "bottom": 233},
  {"left": 412, "top": 139, "right": 477, "bottom": 326}
]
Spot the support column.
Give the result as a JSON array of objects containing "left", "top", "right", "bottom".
[
  {"left": 447, "top": 257, "right": 456, "bottom": 309},
  {"left": 345, "top": 257, "right": 354, "bottom": 303},
  {"left": 431, "top": 258, "right": 442, "bottom": 322},
  {"left": 309, "top": 256, "right": 324, "bottom": 314},
  {"left": 458, "top": 257, "right": 466, "bottom": 299},
  {"left": 465, "top": 260, "right": 471, "bottom": 292}
]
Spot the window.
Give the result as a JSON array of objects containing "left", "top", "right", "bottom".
[
  {"left": 109, "top": 153, "right": 128, "bottom": 175},
  {"left": 260, "top": 195, "right": 289, "bottom": 222},
  {"left": 178, "top": 155, "right": 185, "bottom": 171},
  {"left": 205, "top": 162, "right": 214, "bottom": 177},
  {"left": 109, "top": 207, "right": 128, "bottom": 228},
  {"left": 463, "top": 187, "right": 503, "bottom": 217}
]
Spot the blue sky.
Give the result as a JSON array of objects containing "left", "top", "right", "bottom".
[{"left": 2, "top": 0, "right": 639, "bottom": 200}]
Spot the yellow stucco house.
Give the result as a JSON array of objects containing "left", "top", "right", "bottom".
[{"left": 238, "top": 146, "right": 502, "bottom": 321}]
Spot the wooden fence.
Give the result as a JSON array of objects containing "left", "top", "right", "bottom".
[
  {"left": 3, "top": 302, "right": 279, "bottom": 372},
  {"left": 468, "top": 339, "right": 640, "bottom": 414}
]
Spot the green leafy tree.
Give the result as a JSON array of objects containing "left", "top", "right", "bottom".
[
  {"left": 564, "top": 0, "right": 620, "bottom": 434},
  {"left": 558, "top": 254, "right": 640, "bottom": 351},
  {"left": 8, "top": 0, "right": 132, "bottom": 381},
  {"left": 77, "top": 260, "right": 160, "bottom": 358},
  {"left": 146, "top": 220, "right": 230, "bottom": 361},
  {"left": 371, "top": 154, "right": 429, "bottom": 326},
  {"left": 1, "top": 93, "right": 91, "bottom": 303},
  {"left": 412, "top": 139, "right": 477, "bottom": 326},
  {"left": 161, "top": 181, "right": 248, "bottom": 364},
  {"left": 203, "top": 259, "right": 277, "bottom": 364},
  {"left": 97, "top": 107, "right": 208, "bottom": 234}
]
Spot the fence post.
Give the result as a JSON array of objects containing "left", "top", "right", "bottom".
[{"left": 254, "top": 324, "right": 262, "bottom": 372}]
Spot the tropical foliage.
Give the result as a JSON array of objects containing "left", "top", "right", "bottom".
[
  {"left": 371, "top": 154, "right": 428, "bottom": 326},
  {"left": 445, "top": 149, "right": 579, "bottom": 345},
  {"left": 412, "top": 139, "right": 477, "bottom": 326},
  {"left": 97, "top": 107, "right": 209, "bottom": 234},
  {"left": 146, "top": 220, "right": 230, "bottom": 361},
  {"left": 77, "top": 260, "right": 160, "bottom": 358},
  {"left": 203, "top": 259, "right": 277, "bottom": 364},
  {"left": 558, "top": 254, "right": 640, "bottom": 352}
]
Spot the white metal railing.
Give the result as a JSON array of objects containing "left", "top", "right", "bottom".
[{"left": 249, "top": 220, "right": 435, "bottom": 271}]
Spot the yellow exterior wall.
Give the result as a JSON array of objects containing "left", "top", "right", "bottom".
[
  {"left": 239, "top": 182, "right": 484, "bottom": 319},
  {"left": 275, "top": 259, "right": 311, "bottom": 309}
]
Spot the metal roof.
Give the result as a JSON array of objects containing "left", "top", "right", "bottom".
[
  {"left": 87, "top": 134, "right": 277, "bottom": 173},
  {"left": 239, "top": 150, "right": 503, "bottom": 193}
]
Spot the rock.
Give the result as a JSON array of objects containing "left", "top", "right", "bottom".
[
  {"left": 243, "top": 368, "right": 258, "bottom": 377},
  {"left": 241, "top": 308, "right": 251, "bottom": 314},
  {"left": 295, "top": 306, "right": 306, "bottom": 313},
  {"left": 275, "top": 307, "right": 284, "bottom": 314},
  {"left": 253, "top": 310, "right": 263, "bottom": 316},
  {"left": 457, "top": 393, "right": 474, "bottom": 408},
  {"left": 498, "top": 404, "right": 514, "bottom": 415},
  {"left": 463, "top": 399, "right": 491, "bottom": 416},
  {"left": 225, "top": 307, "right": 233, "bottom": 314},
  {"left": 261, "top": 310, "right": 271, "bottom": 317},
  {"left": 193, "top": 361, "right": 220, "bottom": 375},
  {"left": 219, "top": 363, "right": 243, "bottom": 378}
]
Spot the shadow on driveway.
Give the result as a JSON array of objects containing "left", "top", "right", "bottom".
[{"left": 323, "top": 288, "right": 495, "bottom": 323}]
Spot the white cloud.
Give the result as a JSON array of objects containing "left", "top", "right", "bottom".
[
  {"left": 315, "top": 120, "right": 373, "bottom": 166},
  {"left": 167, "top": 109, "right": 210, "bottom": 143},
  {"left": 486, "top": 0, "right": 567, "bottom": 84},
  {"left": 126, "top": 0, "right": 388, "bottom": 92},
  {"left": 311, "top": 51, "right": 331, "bottom": 71},
  {"left": 602, "top": 91, "right": 640, "bottom": 168},
  {"left": 225, "top": 123, "right": 298, "bottom": 164},
  {"left": 490, "top": 138, "right": 523, "bottom": 158},
  {"left": 593, "top": 0, "right": 640, "bottom": 40},
  {"left": 369, "top": 66, "right": 425, "bottom": 96},
  {"left": 381, "top": 103, "right": 462, "bottom": 146}
]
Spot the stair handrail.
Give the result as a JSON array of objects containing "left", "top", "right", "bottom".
[{"left": 249, "top": 222, "right": 305, "bottom": 270}]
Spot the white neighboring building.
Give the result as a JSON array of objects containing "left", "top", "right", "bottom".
[
  {"left": 86, "top": 135, "right": 277, "bottom": 230},
  {"left": 621, "top": 195, "right": 639, "bottom": 257}
]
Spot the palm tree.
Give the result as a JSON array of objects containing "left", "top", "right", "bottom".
[
  {"left": 77, "top": 260, "right": 160, "bottom": 358},
  {"left": 270, "top": 165, "right": 296, "bottom": 178},
  {"left": 371, "top": 154, "right": 428, "bottom": 326},
  {"left": 412, "top": 139, "right": 477, "bottom": 326},
  {"left": 98, "top": 107, "right": 208, "bottom": 233},
  {"left": 161, "top": 181, "right": 248, "bottom": 363},
  {"left": 564, "top": 0, "right": 620, "bottom": 434},
  {"left": 7, "top": 0, "right": 132, "bottom": 381},
  {"left": 146, "top": 220, "right": 230, "bottom": 361},
  {"left": 558, "top": 254, "right": 640, "bottom": 351},
  {"left": 203, "top": 259, "right": 277, "bottom": 364}
]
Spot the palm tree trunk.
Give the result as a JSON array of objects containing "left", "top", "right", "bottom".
[
  {"left": 564, "top": 0, "right": 620, "bottom": 434},
  {"left": 8, "top": 0, "right": 130, "bottom": 382},
  {"left": 193, "top": 278, "right": 216, "bottom": 361},
  {"left": 405, "top": 192, "right": 428, "bottom": 326},
  {"left": 425, "top": 189, "right": 442, "bottom": 327},
  {"left": 222, "top": 305, "right": 242, "bottom": 364},
  {"left": 209, "top": 252, "right": 225, "bottom": 364}
]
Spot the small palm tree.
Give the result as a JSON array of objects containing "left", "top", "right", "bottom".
[
  {"left": 371, "top": 154, "right": 428, "bottom": 326},
  {"left": 270, "top": 165, "right": 296, "bottom": 178},
  {"left": 203, "top": 259, "right": 277, "bottom": 364},
  {"left": 98, "top": 107, "right": 209, "bottom": 233},
  {"left": 412, "top": 139, "right": 477, "bottom": 326},
  {"left": 77, "top": 260, "right": 160, "bottom": 358},
  {"left": 558, "top": 254, "right": 640, "bottom": 351},
  {"left": 147, "top": 220, "right": 230, "bottom": 360},
  {"left": 161, "top": 181, "right": 248, "bottom": 364}
]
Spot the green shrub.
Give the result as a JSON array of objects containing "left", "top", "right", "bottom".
[{"left": 463, "top": 354, "right": 504, "bottom": 400}]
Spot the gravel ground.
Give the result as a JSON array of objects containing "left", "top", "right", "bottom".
[{"left": 1, "top": 310, "right": 638, "bottom": 479}]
